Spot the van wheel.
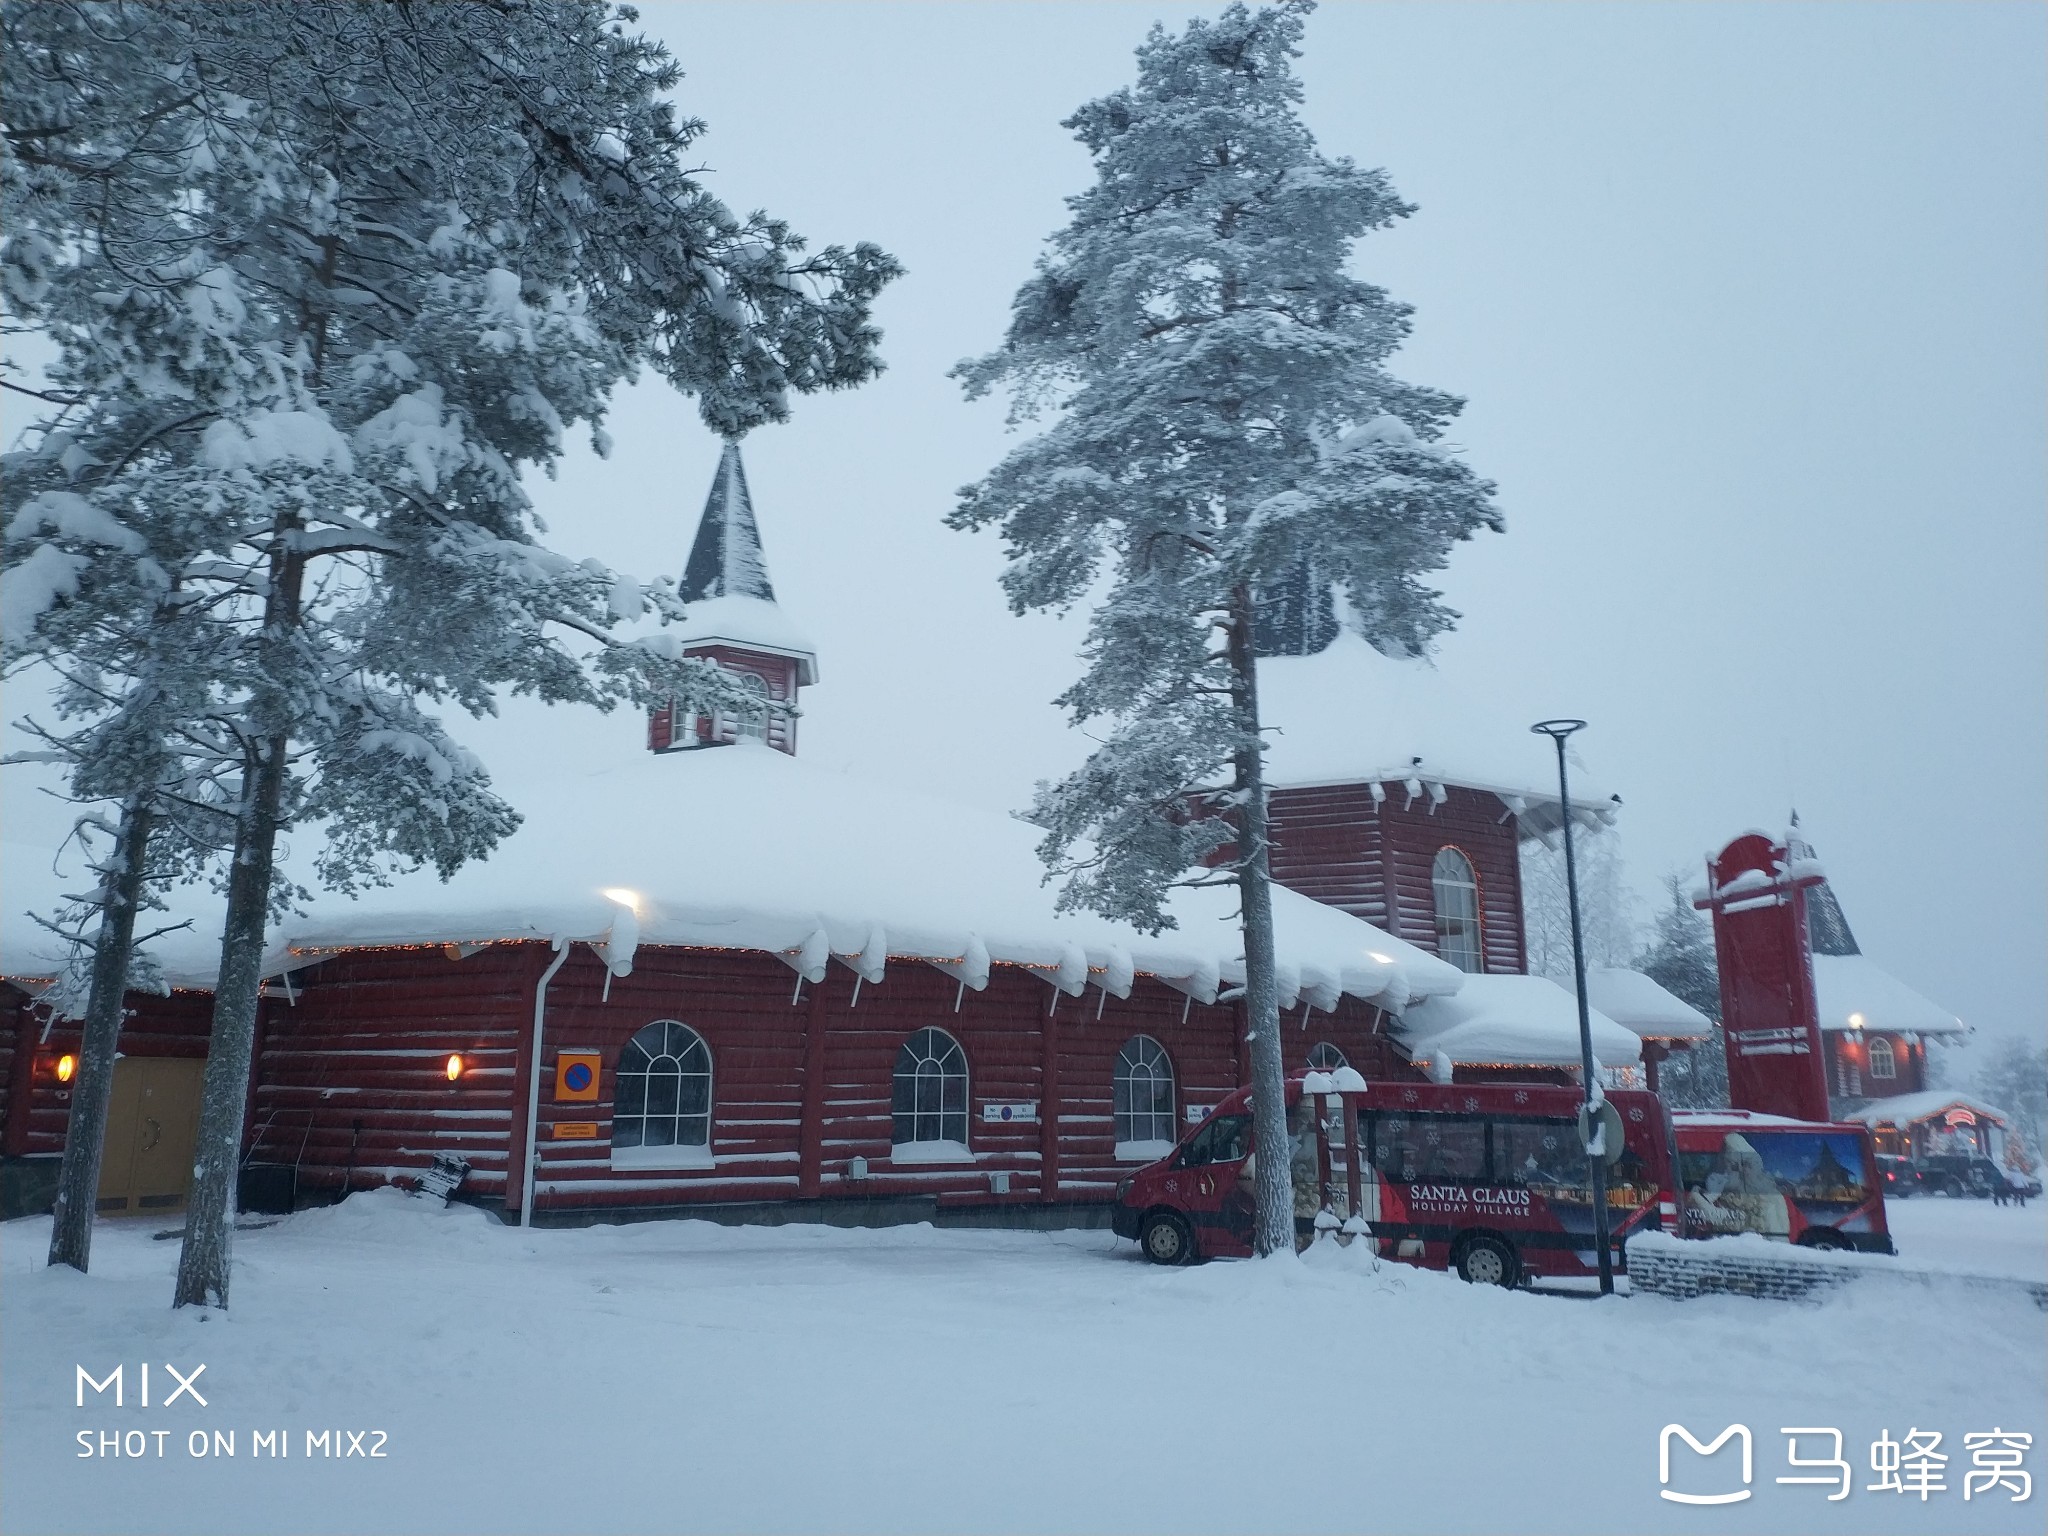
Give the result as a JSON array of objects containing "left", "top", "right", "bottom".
[
  {"left": 1942, "top": 1176, "right": 1966, "bottom": 1198},
  {"left": 1140, "top": 1211, "right": 1194, "bottom": 1265},
  {"left": 1454, "top": 1232, "right": 1519, "bottom": 1288}
]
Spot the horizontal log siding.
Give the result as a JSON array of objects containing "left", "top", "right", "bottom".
[
  {"left": 10, "top": 988, "right": 214, "bottom": 1158},
  {"left": 531, "top": 945, "right": 809, "bottom": 1210},
  {"left": 251, "top": 944, "right": 534, "bottom": 1197},
  {"left": 1050, "top": 983, "right": 1239, "bottom": 1196},
  {"left": 1267, "top": 784, "right": 1392, "bottom": 929},
  {"left": 112, "top": 937, "right": 1436, "bottom": 1221},
  {"left": 1270, "top": 781, "right": 1527, "bottom": 975}
]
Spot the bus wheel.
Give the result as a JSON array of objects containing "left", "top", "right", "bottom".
[
  {"left": 1797, "top": 1228, "right": 1852, "bottom": 1253},
  {"left": 1454, "top": 1233, "right": 1519, "bottom": 1288},
  {"left": 1140, "top": 1211, "right": 1195, "bottom": 1266}
]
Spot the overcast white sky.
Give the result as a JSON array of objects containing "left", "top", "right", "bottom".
[{"left": 5, "top": 3, "right": 2043, "bottom": 1050}]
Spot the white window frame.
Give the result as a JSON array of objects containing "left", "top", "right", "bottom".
[
  {"left": 1306, "top": 1041, "right": 1348, "bottom": 1072},
  {"left": 1114, "top": 1035, "right": 1177, "bottom": 1160},
  {"left": 1431, "top": 846, "right": 1483, "bottom": 973},
  {"left": 892, "top": 1028, "right": 970, "bottom": 1153},
  {"left": 611, "top": 1020, "right": 714, "bottom": 1169},
  {"left": 730, "top": 672, "right": 771, "bottom": 743},
  {"left": 1867, "top": 1035, "right": 1896, "bottom": 1081}
]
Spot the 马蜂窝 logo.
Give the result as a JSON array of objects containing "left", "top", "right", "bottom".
[{"left": 1660, "top": 1423, "right": 1752, "bottom": 1505}]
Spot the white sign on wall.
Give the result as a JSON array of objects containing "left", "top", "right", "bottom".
[
  {"left": 1185, "top": 1104, "right": 1216, "bottom": 1124},
  {"left": 981, "top": 1101, "right": 1039, "bottom": 1125}
]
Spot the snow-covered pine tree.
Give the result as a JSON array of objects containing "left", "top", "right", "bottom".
[
  {"left": 1972, "top": 1037, "right": 2047, "bottom": 1169},
  {"left": 950, "top": 0, "right": 1500, "bottom": 1256},
  {"left": 2, "top": 1, "right": 897, "bottom": 1306},
  {"left": 3, "top": 556, "right": 246, "bottom": 1274},
  {"left": 1634, "top": 873, "right": 1728, "bottom": 1109}
]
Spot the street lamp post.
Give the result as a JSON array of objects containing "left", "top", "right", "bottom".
[{"left": 1530, "top": 718, "right": 1615, "bottom": 1296}]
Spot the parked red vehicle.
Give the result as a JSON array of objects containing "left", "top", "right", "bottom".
[
  {"left": 1672, "top": 1109, "right": 1895, "bottom": 1255},
  {"left": 1111, "top": 1073, "right": 1678, "bottom": 1286}
]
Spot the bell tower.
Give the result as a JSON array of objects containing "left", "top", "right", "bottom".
[{"left": 649, "top": 438, "right": 817, "bottom": 756}]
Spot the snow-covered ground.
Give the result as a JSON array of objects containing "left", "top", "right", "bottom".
[
  {"left": 4, "top": 1195, "right": 2042, "bottom": 1536},
  {"left": 1886, "top": 1193, "right": 2048, "bottom": 1283}
]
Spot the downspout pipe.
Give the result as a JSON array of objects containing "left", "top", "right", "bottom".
[{"left": 521, "top": 938, "right": 571, "bottom": 1227}]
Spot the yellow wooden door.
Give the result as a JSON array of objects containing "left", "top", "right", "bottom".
[{"left": 95, "top": 1057, "right": 206, "bottom": 1215}]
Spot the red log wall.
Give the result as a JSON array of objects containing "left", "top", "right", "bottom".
[
  {"left": 2, "top": 987, "right": 215, "bottom": 1158},
  {"left": 1268, "top": 781, "right": 1527, "bottom": 974},
  {"left": 647, "top": 646, "right": 801, "bottom": 756},
  {"left": 241, "top": 941, "right": 1423, "bottom": 1217}
]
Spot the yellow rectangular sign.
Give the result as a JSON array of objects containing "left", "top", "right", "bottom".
[{"left": 553, "top": 1121, "right": 599, "bottom": 1141}]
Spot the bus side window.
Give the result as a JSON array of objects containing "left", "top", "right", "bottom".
[
  {"left": 1374, "top": 1114, "right": 1485, "bottom": 1182},
  {"left": 1422, "top": 1117, "right": 1485, "bottom": 1180},
  {"left": 1372, "top": 1114, "right": 1416, "bottom": 1181},
  {"left": 1178, "top": 1113, "right": 1251, "bottom": 1168},
  {"left": 1498, "top": 1120, "right": 1585, "bottom": 1190}
]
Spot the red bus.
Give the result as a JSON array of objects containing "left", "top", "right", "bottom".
[
  {"left": 1111, "top": 1073, "right": 1678, "bottom": 1286},
  {"left": 1672, "top": 1109, "right": 1894, "bottom": 1255}
]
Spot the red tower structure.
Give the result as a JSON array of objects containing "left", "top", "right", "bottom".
[{"left": 1694, "top": 831, "right": 1830, "bottom": 1122}]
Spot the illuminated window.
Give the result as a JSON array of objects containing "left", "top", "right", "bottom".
[
  {"left": 893, "top": 1028, "right": 968, "bottom": 1148},
  {"left": 1114, "top": 1036, "right": 1177, "bottom": 1154},
  {"left": 614, "top": 1021, "right": 712, "bottom": 1152},
  {"left": 1431, "top": 847, "right": 1483, "bottom": 973},
  {"left": 1868, "top": 1035, "right": 1896, "bottom": 1081},
  {"left": 1306, "top": 1041, "right": 1347, "bottom": 1072}
]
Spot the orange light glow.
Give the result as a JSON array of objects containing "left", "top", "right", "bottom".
[
  {"left": 445, "top": 1054, "right": 464, "bottom": 1082},
  {"left": 55, "top": 1054, "right": 76, "bottom": 1083}
]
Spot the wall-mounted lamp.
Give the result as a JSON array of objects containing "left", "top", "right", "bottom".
[
  {"left": 55, "top": 1053, "right": 76, "bottom": 1083},
  {"left": 1847, "top": 1012, "right": 1866, "bottom": 1030},
  {"left": 445, "top": 1053, "right": 466, "bottom": 1083}
]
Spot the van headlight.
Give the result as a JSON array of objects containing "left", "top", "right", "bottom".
[{"left": 1116, "top": 1177, "right": 1133, "bottom": 1201}]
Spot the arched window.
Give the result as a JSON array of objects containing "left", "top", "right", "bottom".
[
  {"left": 1868, "top": 1035, "right": 1896, "bottom": 1081},
  {"left": 1114, "top": 1036, "right": 1177, "bottom": 1156},
  {"left": 613, "top": 1021, "right": 712, "bottom": 1165},
  {"left": 1306, "top": 1041, "right": 1348, "bottom": 1072},
  {"left": 893, "top": 1028, "right": 968, "bottom": 1152},
  {"left": 732, "top": 673, "right": 771, "bottom": 743},
  {"left": 1431, "top": 847, "right": 1483, "bottom": 973}
]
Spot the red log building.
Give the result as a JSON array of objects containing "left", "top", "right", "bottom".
[{"left": 3, "top": 439, "right": 1702, "bottom": 1226}]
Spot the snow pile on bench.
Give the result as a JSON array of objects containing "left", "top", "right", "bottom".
[{"left": 1629, "top": 1232, "right": 2048, "bottom": 1310}]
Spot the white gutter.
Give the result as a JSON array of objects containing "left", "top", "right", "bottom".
[{"left": 520, "top": 937, "right": 572, "bottom": 1227}]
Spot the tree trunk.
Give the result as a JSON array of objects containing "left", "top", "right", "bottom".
[
  {"left": 172, "top": 732, "right": 287, "bottom": 1309},
  {"left": 1227, "top": 582, "right": 1293, "bottom": 1257},
  {"left": 46, "top": 795, "right": 156, "bottom": 1273}
]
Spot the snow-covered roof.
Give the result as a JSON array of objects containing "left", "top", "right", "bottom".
[
  {"left": 671, "top": 593, "right": 818, "bottom": 681},
  {"left": 1256, "top": 632, "right": 1617, "bottom": 839},
  {"left": 1812, "top": 953, "right": 1965, "bottom": 1036},
  {"left": 1838, "top": 1091, "right": 2010, "bottom": 1129},
  {"left": 1672, "top": 1108, "right": 1824, "bottom": 1129},
  {"left": 2, "top": 745, "right": 1468, "bottom": 1014},
  {"left": 1393, "top": 972, "right": 1641, "bottom": 1070},
  {"left": 1579, "top": 967, "right": 1714, "bottom": 1041}
]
